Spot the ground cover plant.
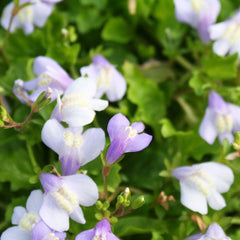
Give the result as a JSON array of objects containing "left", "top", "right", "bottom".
[{"left": 1, "top": 0, "right": 240, "bottom": 239}]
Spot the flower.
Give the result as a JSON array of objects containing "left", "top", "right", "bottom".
[
  {"left": 173, "top": 0, "right": 220, "bottom": 43},
  {"left": 80, "top": 55, "right": 126, "bottom": 102},
  {"left": 41, "top": 119, "right": 105, "bottom": 175},
  {"left": 186, "top": 223, "right": 231, "bottom": 240},
  {"left": 209, "top": 10, "right": 240, "bottom": 56},
  {"left": 106, "top": 113, "right": 152, "bottom": 165},
  {"left": 199, "top": 91, "right": 240, "bottom": 144},
  {"left": 39, "top": 173, "right": 99, "bottom": 232},
  {"left": 75, "top": 219, "right": 119, "bottom": 240},
  {"left": 51, "top": 77, "right": 108, "bottom": 127},
  {"left": 13, "top": 56, "right": 73, "bottom": 104},
  {"left": 172, "top": 162, "right": 234, "bottom": 215},
  {"left": 1, "top": 0, "right": 58, "bottom": 35},
  {"left": 1, "top": 190, "right": 43, "bottom": 240},
  {"left": 32, "top": 221, "right": 66, "bottom": 240}
]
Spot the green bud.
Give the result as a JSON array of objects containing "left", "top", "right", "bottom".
[
  {"left": 0, "top": 105, "right": 9, "bottom": 122},
  {"left": 124, "top": 187, "right": 131, "bottom": 201},
  {"left": 235, "top": 132, "right": 240, "bottom": 145},
  {"left": 29, "top": 175, "right": 39, "bottom": 184},
  {"left": 105, "top": 210, "right": 111, "bottom": 218},
  {"left": 32, "top": 90, "right": 51, "bottom": 111},
  {"left": 123, "top": 200, "right": 131, "bottom": 207},
  {"left": 95, "top": 200, "right": 103, "bottom": 210},
  {"left": 131, "top": 195, "right": 145, "bottom": 209},
  {"left": 109, "top": 217, "right": 118, "bottom": 224},
  {"left": 95, "top": 212, "right": 103, "bottom": 221},
  {"left": 102, "top": 201, "right": 110, "bottom": 211}
]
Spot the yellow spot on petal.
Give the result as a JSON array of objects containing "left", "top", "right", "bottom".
[
  {"left": 38, "top": 72, "right": 55, "bottom": 87},
  {"left": 223, "top": 22, "right": 240, "bottom": 44},
  {"left": 52, "top": 187, "right": 78, "bottom": 214},
  {"left": 125, "top": 126, "right": 137, "bottom": 138},
  {"left": 62, "top": 93, "right": 90, "bottom": 109},
  {"left": 216, "top": 114, "right": 233, "bottom": 133},
  {"left": 97, "top": 66, "right": 113, "bottom": 91},
  {"left": 18, "top": 6, "right": 33, "bottom": 24},
  {"left": 64, "top": 131, "right": 83, "bottom": 148},
  {"left": 191, "top": 0, "right": 205, "bottom": 12},
  {"left": 19, "top": 212, "right": 40, "bottom": 231}
]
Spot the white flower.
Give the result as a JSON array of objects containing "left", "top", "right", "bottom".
[
  {"left": 210, "top": 9, "right": 240, "bottom": 56},
  {"left": 172, "top": 162, "right": 234, "bottom": 214},
  {"left": 51, "top": 77, "right": 108, "bottom": 127},
  {"left": 1, "top": 190, "right": 43, "bottom": 240}
]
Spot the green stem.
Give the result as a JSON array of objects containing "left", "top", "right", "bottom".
[
  {"left": 26, "top": 141, "right": 40, "bottom": 174},
  {"left": 175, "top": 55, "right": 194, "bottom": 71}
]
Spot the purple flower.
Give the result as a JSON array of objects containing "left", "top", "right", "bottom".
[
  {"left": 1, "top": 0, "right": 57, "bottom": 35},
  {"left": 41, "top": 119, "right": 105, "bottom": 175},
  {"left": 75, "top": 219, "right": 119, "bottom": 240},
  {"left": 51, "top": 77, "right": 108, "bottom": 127},
  {"left": 39, "top": 173, "right": 99, "bottom": 232},
  {"left": 32, "top": 221, "right": 66, "bottom": 240},
  {"left": 173, "top": 0, "right": 221, "bottom": 43},
  {"left": 80, "top": 55, "right": 126, "bottom": 102},
  {"left": 106, "top": 113, "right": 152, "bottom": 165},
  {"left": 1, "top": 190, "right": 43, "bottom": 240},
  {"left": 172, "top": 162, "right": 234, "bottom": 215},
  {"left": 209, "top": 10, "right": 240, "bottom": 56},
  {"left": 199, "top": 91, "right": 240, "bottom": 144},
  {"left": 13, "top": 56, "right": 73, "bottom": 103},
  {"left": 186, "top": 223, "right": 231, "bottom": 240}
]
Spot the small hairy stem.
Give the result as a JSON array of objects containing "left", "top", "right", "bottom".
[
  {"left": 115, "top": 207, "right": 133, "bottom": 218},
  {"left": 175, "top": 55, "right": 194, "bottom": 71},
  {"left": 102, "top": 166, "right": 111, "bottom": 200}
]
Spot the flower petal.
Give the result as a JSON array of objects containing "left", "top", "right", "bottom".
[
  {"left": 180, "top": 179, "right": 208, "bottom": 214},
  {"left": 106, "top": 232, "right": 120, "bottom": 240},
  {"left": 90, "top": 98, "right": 109, "bottom": 111},
  {"left": 75, "top": 229, "right": 95, "bottom": 240},
  {"left": 131, "top": 122, "right": 145, "bottom": 133},
  {"left": 79, "top": 128, "right": 105, "bottom": 166},
  {"left": 124, "top": 133, "right": 152, "bottom": 153},
  {"left": 207, "top": 190, "right": 226, "bottom": 210},
  {"left": 205, "top": 223, "right": 227, "bottom": 238},
  {"left": 208, "top": 91, "right": 229, "bottom": 114},
  {"left": 1, "top": 226, "right": 32, "bottom": 240},
  {"left": 218, "top": 131, "right": 234, "bottom": 144},
  {"left": 212, "top": 39, "right": 230, "bottom": 56},
  {"left": 171, "top": 166, "right": 197, "bottom": 180},
  {"left": 41, "top": 119, "right": 65, "bottom": 155},
  {"left": 106, "top": 68, "right": 126, "bottom": 102},
  {"left": 26, "top": 189, "right": 44, "bottom": 213},
  {"left": 199, "top": 108, "right": 218, "bottom": 144},
  {"left": 11, "top": 206, "right": 26, "bottom": 225},
  {"left": 200, "top": 162, "right": 234, "bottom": 193},
  {"left": 229, "top": 103, "right": 240, "bottom": 132},
  {"left": 62, "top": 174, "right": 99, "bottom": 207},
  {"left": 70, "top": 206, "right": 85, "bottom": 224},
  {"left": 32, "top": 1, "right": 53, "bottom": 27},
  {"left": 39, "top": 194, "right": 69, "bottom": 232},
  {"left": 107, "top": 113, "right": 130, "bottom": 141}
]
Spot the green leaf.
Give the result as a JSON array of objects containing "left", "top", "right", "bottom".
[
  {"left": 202, "top": 53, "right": 238, "bottom": 80},
  {"left": 189, "top": 71, "right": 210, "bottom": 96},
  {"left": 114, "top": 217, "right": 166, "bottom": 237},
  {"left": 102, "top": 17, "right": 133, "bottom": 43},
  {"left": 123, "top": 61, "right": 166, "bottom": 137},
  {"left": 80, "top": 0, "right": 107, "bottom": 9}
]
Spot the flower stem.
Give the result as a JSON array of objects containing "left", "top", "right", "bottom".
[
  {"left": 102, "top": 166, "right": 111, "bottom": 200},
  {"left": 175, "top": 55, "right": 194, "bottom": 71},
  {"left": 26, "top": 141, "right": 40, "bottom": 174}
]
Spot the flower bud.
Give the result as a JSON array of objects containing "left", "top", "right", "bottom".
[
  {"left": 131, "top": 195, "right": 145, "bottom": 209},
  {"left": 95, "top": 200, "right": 103, "bottom": 210}
]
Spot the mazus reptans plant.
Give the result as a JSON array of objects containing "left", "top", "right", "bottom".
[
  {"left": 75, "top": 219, "right": 119, "bottom": 240},
  {"left": 172, "top": 162, "right": 234, "bottom": 215},
  {"left": 199, "top": 91, "right": 240, "bottom": 144},
  {"left": 80, "top": 55, "right": 126, "bottom": 102},
  {"left": 13, "top": 56, "right": 73, "bottom": 104},
  {"left": 41, "top": 119, "right": 105, "bottom": 175},
  {"left": 210, "top": 9, "right": 240, "bottom": 57},
  {"left": 173, "top": 0, "right": 221, "bottom": 43},
  {"left": 51, "top": 77, "right": 108, "bottom": 127},
  {"left": 106, "top": 113, "right": 152, "bottom": 165},
  {"left": 39, "top": 173, "right": 99, "bottom": 232}
]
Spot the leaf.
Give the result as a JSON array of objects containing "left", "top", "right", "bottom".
[
  {"left": 189, "top": 71, "right": 210, "bottom": 96},
  {"left": 202, "top": 53, "right": 238, "bottom": 80},
  {"left": 114, "top": 216, "right": 167, "bottom": 237},
  {"left": 123, "top": 61, "right": 166, "bottom": 137},
  {"left": 102, "top": 17, "right": 133, "bottom": 43}
]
